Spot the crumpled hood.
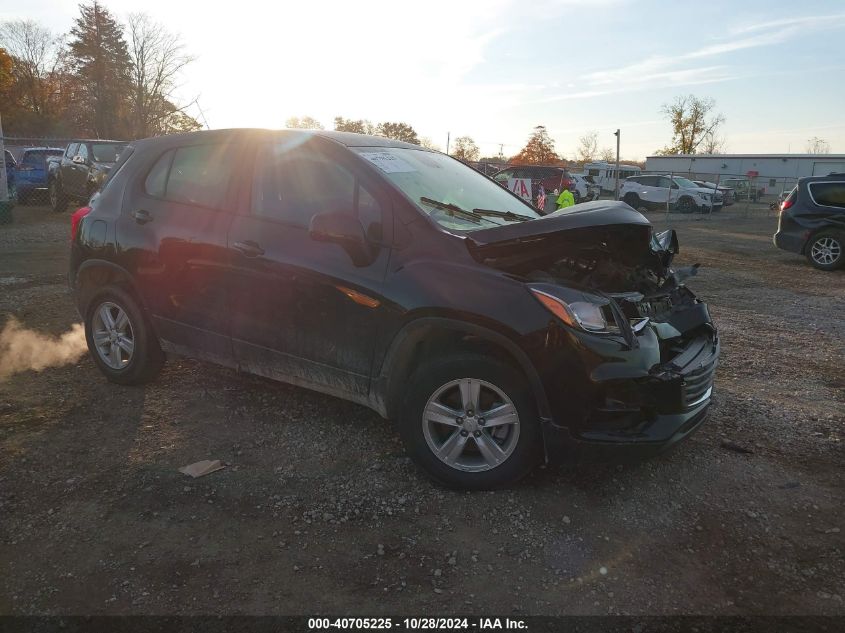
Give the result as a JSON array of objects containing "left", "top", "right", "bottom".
[{"left": 465, "top": 200, "right": 677, "bottom": 277}]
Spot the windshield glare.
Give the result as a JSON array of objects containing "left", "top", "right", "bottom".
[
  {"left": 673, "top": 177, "right": 698, "bottom": 189},
  {"left": 352, "top": 147, "right": 543, "bottom": 231},
  {"left": 91, "top": 143, "right": 127, "bottom": 163}
]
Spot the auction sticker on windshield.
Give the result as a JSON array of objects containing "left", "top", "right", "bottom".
[{"left": 358, "top": 152, "right": 417, "bottom": 173}]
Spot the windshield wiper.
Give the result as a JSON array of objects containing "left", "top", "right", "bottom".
[
  {"left": 419, "top": 197, "right": 503, "bottom": 225},
  {"left": 472, "top": 208, "right": 534, "bottom": 222}
]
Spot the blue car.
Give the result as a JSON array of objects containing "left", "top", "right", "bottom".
[{"left": 15, "top": 147, "right": 64, "bottom": 204}]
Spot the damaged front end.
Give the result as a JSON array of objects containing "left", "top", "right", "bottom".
[{"left": 466, "top": 201, "right": 719, "bottom": 454}]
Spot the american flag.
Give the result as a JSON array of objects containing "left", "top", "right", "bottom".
[{"left": 536, "top": 184, "right": 546, "bottom": 210}]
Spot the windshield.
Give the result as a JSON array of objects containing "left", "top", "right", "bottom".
[
  {"left": 22, "top": 149, "right": 63, "bottom": 165},
  {"left": 91, "top": 143, "right": 127, "bottom": 163},
  {"left": 672, "top": 176, "right": 698, "bottom": 189},
  {"left": 351, "top": 147, "right": 543, "bottom": 231}
]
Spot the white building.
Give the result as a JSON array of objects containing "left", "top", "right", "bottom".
[{"left": 644, "top": 154, "right": 845, "bottom": 196}]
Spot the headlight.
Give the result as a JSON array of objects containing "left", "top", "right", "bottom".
[
  {"left": 696, "top": 192, "right": 710, "bottom": 200},
  {"left": 530, "top": 288, "right": 609, "bottom": 332}
]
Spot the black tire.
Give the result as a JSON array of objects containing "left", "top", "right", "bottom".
[
  {"left": 676, "top": 196, "right": 695, "bottom": 213},
  {"left": 49, "top": 179, "right": 68, "bottom": 213},
  {"left": 623, "top": 193, "right": 640, "bottom": 208},
  {"left": 805, "top": 230, "right": 844, "bottom": 271},
  {"left": 84, "top": 285, "right": 164, "bottom": 385},
  {"left": 397, "top": 354, "right": 542, "bottom": 490}
]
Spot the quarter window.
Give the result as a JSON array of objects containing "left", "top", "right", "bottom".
[
  {"left": 144, "top": 149, "right": 174, "bottom": 198},
  {"left": 809, "top": 182, "right": 845, "bottom": 209}
]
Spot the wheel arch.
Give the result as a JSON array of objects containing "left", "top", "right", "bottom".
[
  {"left": 374, "top": 317, "right": 552, "bottom": 423},
  {"left": 74, "top": 260, "right": 150, "bottom": 319}
]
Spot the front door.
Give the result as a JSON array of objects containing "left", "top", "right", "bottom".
[
  {"left": 226, "top": 137, "right": 392, "bottom": 401},
  {"left": 67, "top": 143, "right": 90, "bottom": 197}
]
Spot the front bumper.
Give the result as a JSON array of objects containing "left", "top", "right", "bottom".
[{"left": 537, "top": 312, "right": 720, "bottom": 462}]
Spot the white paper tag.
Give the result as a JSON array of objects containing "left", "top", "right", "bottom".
[{"left": 359, "top": 151, "right": 416, "bottom": 173}]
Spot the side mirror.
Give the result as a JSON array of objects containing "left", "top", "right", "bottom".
[
  {"left": 72, "top": 155, "right": 86, "bottom": 165},
  {"left": 309, "top": 211, "right": 373, "bottom": 267}
]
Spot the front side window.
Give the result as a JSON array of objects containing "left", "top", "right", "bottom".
[
  {"left": 809, "top": 182, "right": 845, "bottom": 208},
  {"left": 252, "top": 143, "right": 356, "bottom": 228},
  {"left": 351, "top": 147, "right": 542, "bottom": 232},
  {"left": 76, "top": 144, "right": 89, "bottom": 161},
  {"left": 166, "top": 144, "right": 234, "bottom": 209},
  {"left": 66, "top": 143, "right": 78, "bottom": 158}
]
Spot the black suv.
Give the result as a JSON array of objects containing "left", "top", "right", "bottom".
[
  {"left": 69, "top": 129, "right": 719, "bottom": 489},
  {"left": 49, "top": 139, "right": 128, "bottom": 212},
  {"left": 774, "top": 174, "right": 845, "bottom": 271}
]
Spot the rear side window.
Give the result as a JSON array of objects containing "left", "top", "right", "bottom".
[
  {"left": 144, "top": 144, "right": 233, "bottom": 210},
  {"left": 809, "top": 182, "right": 845, "bottom": 209}
]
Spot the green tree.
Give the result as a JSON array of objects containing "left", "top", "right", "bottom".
[
  {"left": 376, "top": 121, "right": 419, "bottom": 145},
  {"left": 285, "top": 115, "right": 323, "bottom": 130},
  {"left": 68, "top": 1, "right": 132, "bottom": 138},
  {"left": 657, "top": 94, "right": 725, "bottom": 155},
  {"left": 333, "top": 116, "right": 375, "bottom": 134},
  {"left": 452, "top": 136, "right": 479, "bottom": 162},
  {"left": 511, "top": 125, "right": 559, "bottom": 164}
]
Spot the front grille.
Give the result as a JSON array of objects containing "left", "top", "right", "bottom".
[{"left": 665, "top": 332, "right": 719, "bottom": 408}]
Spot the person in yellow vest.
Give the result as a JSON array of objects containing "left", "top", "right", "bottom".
[{"left": 556, "top": 183, "right": 575, "bottom": 210}]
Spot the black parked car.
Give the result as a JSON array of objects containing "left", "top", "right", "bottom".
[
  {"left": 69, "top": 129, "right": 719, "bottom": 489},
  {"left": 774, "top": 174, "right": 845, "bottom": 271},
  {"left": 49, "top": 139, "right": 128, "bottom": 212}
]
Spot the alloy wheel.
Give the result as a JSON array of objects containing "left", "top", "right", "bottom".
[
  {"left": 422, "top": 378, "right": 520, "bottom": 473},
  {"left": 810, "top": 237, "right": 841, "bottom": 266},
  {"left": 92, "top": 301, "right": 135, "bottom": 370}
]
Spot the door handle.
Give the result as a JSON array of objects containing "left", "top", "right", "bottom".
[
  {"left": 232, "top": 240, "right": 264, "bottom": 257},
  {"left": 132, "top": 209, "right": 152, "bottom": 224}
]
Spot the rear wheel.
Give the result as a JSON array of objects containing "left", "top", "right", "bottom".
[
  {"left": 623, "top": 193, "right": 640, "bottom": 208},
  {"left": 806, "top": 231, "right": 844, "bottom": 271},
  {"left": 677, "top": 196, "right": 695, "bottom": 213},
  {"left": 49, "top": 179, "right": 68, "bottom": 213},
  {"left": 84, "top": 285, "right": 164, "bottom": 384},
  {"left": 398, "top": 354, "right": 542, "bottom": 489}
]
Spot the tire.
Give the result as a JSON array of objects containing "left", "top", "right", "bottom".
[
  {"left": 84, "top": 285, "right": 164, "bottom": 385},
  {"left": 397, "top": 354, "right": 542, "bottom": 490},
  {"left": 49, "top": 179, "right": 68, "bottom": 213},
  {"left": 623, "top": 193, "right": 640, "bottom": 208},
  {"left": 806, "top": 230, "right": 844, "bottom": 271},
  {"left": 676, "top": 196, "right": 695, "bottom": 213}
]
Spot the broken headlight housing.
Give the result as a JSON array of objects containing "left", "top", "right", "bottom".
[{"left": 529, "top": 285, "right": 617, "bottom": 333}]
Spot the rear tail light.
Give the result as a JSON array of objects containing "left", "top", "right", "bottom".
[
  {"left": 70, "top": 206, "right": 91, "bottom": 241},
  {"left": 781, "top": 197, "right": 794, "bottom": 211}
]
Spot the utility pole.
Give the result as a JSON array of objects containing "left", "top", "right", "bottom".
[
  {"left": 614, "top": 129, "right": 621, "bottom": 200},
  {"left": 446, "top": 132, "right": 450, "bottom": 156}
]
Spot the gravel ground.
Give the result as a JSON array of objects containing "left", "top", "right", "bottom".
[{"left": 0, "top": 204, "right": 842, "bottom": 616}]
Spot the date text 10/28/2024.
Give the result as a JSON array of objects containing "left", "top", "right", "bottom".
[{"left": 308, "top": 618, "right": 528, "bottom": 630}]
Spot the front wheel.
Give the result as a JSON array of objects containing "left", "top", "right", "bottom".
[
  {"left": 623, "top": 193, "right": 640, "bottom": 208},
  {"left": 49, "top": 179, "right": 68, "bottom": 212},
  {"left": 806, "top": 231, "right": 844, "bottom": 271},
  {"left": 676, "top": 196, "right": 695, "bottom": 213},
  {"left": 398, "top": 354, "right": 542, "bottom": 489},
  {"left": 84, "top": 285, "right": 164, "bottom": 384}
]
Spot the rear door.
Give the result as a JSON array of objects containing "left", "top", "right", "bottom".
[
  {"left": 118, "top": 140, "right": 243, "bottom": 365},
  {"left": 226, "top": 137, "right": 392, "bottom": 400}
]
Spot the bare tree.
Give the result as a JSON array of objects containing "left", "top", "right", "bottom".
[
  {"left": 127, "top": 13, "right": 196, "bottom": 138},
  {"left": 0, "top": 19, "right": 67, "bottom": 118},
  {"left": 658, "top": 94, "right": 725, "bottom": 154},
  {"left": 701, "top": 129, "right": 727, "bottom": 154},
  {"left": 576, "top": 131, "right": 598, "bottom": 163},
  {"left": 419, "top": 136, "right": 441, "bottom": 151},
  {"left": 805, "top": 136, "right": 831, "bottom": 154},
  {"left": 599, "top": 147, "right": 615, "bottom": 162}
]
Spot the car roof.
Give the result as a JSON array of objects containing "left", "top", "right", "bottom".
[
  {"left": 22, "top": 147, "right": 64, "bottom": 152},
  {"left": 130, "top": 128, "right": 428, "bottom": 152},
  {"left": 69, "top": 139, "right": 126, "bottom": 144}
]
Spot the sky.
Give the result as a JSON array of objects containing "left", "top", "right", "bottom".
[{"left": 4, "top": 0, "right": 845, "bottom": 160}]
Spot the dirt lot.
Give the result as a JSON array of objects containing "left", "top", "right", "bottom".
[{"left": 0, "top": 204, "right": 842, "bottom": 616}]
